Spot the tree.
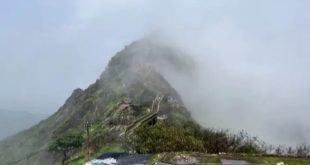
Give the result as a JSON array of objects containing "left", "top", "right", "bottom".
[
  {"left": 201, "top": 129, "right": 230, "bottom": 153},
  {"left": 286, "top": 146, "right": 295, "bottom": 156},
  {"left": 296, "top": 144, "right": 310, "bottom": 157},
  {"left": 49, "top": 131, "right": 84, "bottom": 165},
  {"left": 275, "top": 145, "right": 285, "bottom": 156}
]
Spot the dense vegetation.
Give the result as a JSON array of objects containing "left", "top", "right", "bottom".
[
  {"left": 49, "top": 130, "right": 84, "bottom": 165},
  {"left": 129, "top": 120, "right": 264, "bottom": 154},
  {"left": 129, "top": 121, "right": 204, "bottom": 153}
]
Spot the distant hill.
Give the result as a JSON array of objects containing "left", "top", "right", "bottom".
[
  {"left": 0, "top": 110, "right": 47, "bottom": 140},
  {"left": 0, "top": 37, "right": 195, "bottom": 165}
]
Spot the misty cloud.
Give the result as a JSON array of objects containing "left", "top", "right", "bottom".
[{"left": 1, "top": 0, "right": 310, "bottom": 146}]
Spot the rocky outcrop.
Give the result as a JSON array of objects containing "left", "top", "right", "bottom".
[{"left": 0, "top": 37, "right": 194, "bottom": 165}]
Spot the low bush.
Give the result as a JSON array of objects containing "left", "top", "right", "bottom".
[{"left": 129, "top": 120, "right": 264, "bottom": 154}]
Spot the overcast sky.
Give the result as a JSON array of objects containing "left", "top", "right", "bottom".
[
  {"left": 1, "top": 0, "right": 310, "bottom": 138},
  {"left": 0, "top": 0, "right": 156, "bottom": 113}
]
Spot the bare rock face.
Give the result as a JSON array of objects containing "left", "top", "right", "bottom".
[{"left": 0, "top": 37, "right": 195, "bottom": 165}]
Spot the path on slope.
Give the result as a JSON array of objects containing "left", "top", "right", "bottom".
[{"left": 125, "top": 95, "right": 163, "bottom": 138}]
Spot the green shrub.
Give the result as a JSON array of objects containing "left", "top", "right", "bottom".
[
  {"left": 129, "top": 120, "right": 264, "bottom": 155},
  {"left": 129, "top": 121, "right": 205, "bottom": 153},
  {"left": 49, "top": 130, "right": 84, "bottom": 165}
]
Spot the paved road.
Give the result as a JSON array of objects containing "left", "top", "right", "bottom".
[
  {"left": 117, "top": 154, "right": 152, "bottom": 165},
  {"left": 96, "top": 153, "right": 251, "bottom": 165},
  {"left": 221, "top": 159, "right": 250, "bottom": 164},
  {"left": 154, "top": 163, "right": 171, "bottom": 165}
]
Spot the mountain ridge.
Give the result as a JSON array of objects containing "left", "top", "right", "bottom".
[{"left": 0, "top": 37, "right": 195, "bottom": 165}]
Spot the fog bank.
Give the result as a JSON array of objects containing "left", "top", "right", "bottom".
[{"left": 152, "top": 25, "right": 310, "bottom": 146}]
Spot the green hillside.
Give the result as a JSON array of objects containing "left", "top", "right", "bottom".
[{"left": 0, "top": 38, "right": 194, "bottom": 165}]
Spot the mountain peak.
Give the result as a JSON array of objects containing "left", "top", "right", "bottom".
[
  {"left": 104, "top": 37, "right": 195, "bottom": 78},
  {"left": 0, "top": 38, "right": 194, "bottom": 165}
]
